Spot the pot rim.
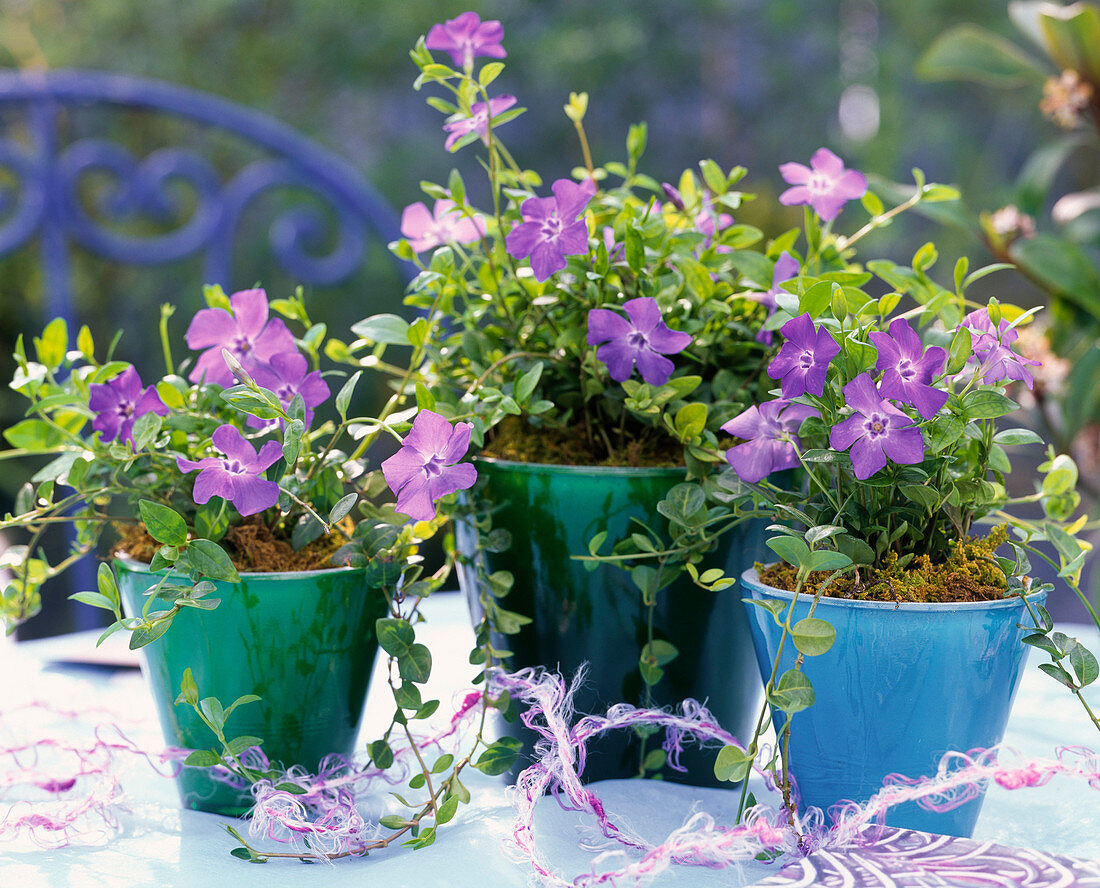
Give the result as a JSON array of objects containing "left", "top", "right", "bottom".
[
  {"left": 472, "top": 455, "right": 687, "bottom": 476},
  {"left": 113, "top": 554, "right": 365, "bottom": 580},
  {"left": 741, "top": 566, "right": 1046, "bottom": 612}
]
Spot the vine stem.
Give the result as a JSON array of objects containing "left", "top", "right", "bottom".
[{"left": 834, "top": 187, "right": 925, "bottom": 253}]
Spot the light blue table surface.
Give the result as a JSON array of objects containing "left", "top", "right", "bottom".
[{"left": 2, "top": 592, "right": 1098, "bottom": 888}]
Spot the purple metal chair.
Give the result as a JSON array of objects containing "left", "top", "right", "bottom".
[{"left": 0, "top": 69, "right": 413, "bottom": 633}]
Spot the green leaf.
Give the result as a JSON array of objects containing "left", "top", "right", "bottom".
[
  {"left": 1039, "top": 1, "right": 1100, "bottom": 87},
  {"left": 184, "top": 749, "right": 222, "bottom": 767},
  {"left": 225, "top": 735, "right": 264, "bottom": 756},
  {"left": 379, "top": 814, "right": 410, "bottom": 830},
  {"left": 993, "top": 428, "right": 1044, "bottom": 446},
  {"left": 799, "top": 280, "right": 836, "bottom": 319},
  {"left": 399, "top": 643, "right": 433, "bottom": 684},
  {"left": 1022, "top": 631, "right": 1061, "bottom": 658},
  {"left": 369, "top": 740, "right": 395, "bottom": 769},
  {"left": 806, "top": 550, "right": 852, "bottom": 572},
  {"left": 900, "top": 484, "right": 939, "bottom": 510},
  {"left": 179, "top": 540, "right": 239, "bottom": 583},
  {"left": 229, "top": 848, "right": 252, "bottom": 861},
  {"left": 515, "top": 363, "right": 543, "bottom": 404},
  {"left": 377, "top": 618, "right": 415, "bottom": 657},
  {"left": 641, "top": 639, "right": 679, "bottom": 667},
  {"left": 1041, "top": 455, "right": 1079, "bottom": 497},
  {"left": 960, "top": 390, "right": 1019, "bottom": 420},
  {"left": 1011, "top": 233, "right": 1100, "bottom": 320},
  {"left": 474, "top": 737, "right": 523, "bottom": 776},
  {"left": 394, "top": 682, "right": 422, "bottom": 711},
  {"left": 673, "top": 402, "right": 707, "bottom": 441},
  {"left": 1038, "top": 662, "right": 1076, "bottom": 689},
  {"left": 97, "top": 561, "right": 120, "bottom": 606},
  {"left": 768, "top": 669, "right": 815, "bottom": 714},
  {"left": 624, "top": 226, "right": 644, "bottom": 273},
  {"left": 791, "top": 617, "right": 836, "bottom": 656},
  {"left": 3, "top": 419, "right": 66, "bottom": 450},
  {"left": 917, "top": 25, "right": 1046, "bottom": 87},
  {"left": 746, "top": 597, "right": 787, "bottom": 625},
  {"left": 925, "top": 414, "right": 965, "bottom": 453},
  {"left": 129, "top": 619, "right": 172, "bottom": 649},
  {"left": 178, "top": 667, "right": 199, "bottom": 707},
  {"left": 68, "top": 590, "right": 115, "bottom": 610},
  {"left": 34, "top": 318, "right": 68, "bottom": 370},
  {"left": 436, "top": 795, "right": 460, "bottom": 825},
  {"left": 198, "top": 696, "right": 226, "bottom": 728},
  {"left": 657, "top": 482, "right": 706, "bottom": 523},
  {"left": 130, "top": 411, "right": 162, "bottom": 451},
  {"left": 766, "top": 535, "right": 810, "bottom": 569},
  {"left": 329, "top": 493, "right": 358, "bottom": 525},
  {"left": 334, "top": 371, "right": 361, "bottom": 421},
  {"left": 713, "top": 744, "right": 753, "bottom": 783},
  {"left": 350, "top": 314, "right": 411, "bottom": 345},
  {"left": 1067, "top": 640, "right": 1099, "bottom": 687},
  {"left": 138, "top": 500, "right": 189, "bottom": 547}
]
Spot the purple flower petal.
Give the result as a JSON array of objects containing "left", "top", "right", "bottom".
[
  {"left": 587, "top": 308, "right": 633, "bottom": 345},
  {"left": 229, "top": 289, "right": 269, "bottom": 339},
  {"left": 848, "top": 435, "right": 888, "bottom": 480},
  {"left": 587, "top": 297, "right": 691, "bottom": 385},
  {"left": 505, "top": 178, "right": 594, "bottom": 282},
  {"left": 779, "top": 148, "right": 867, "bottom": 221},
  {"left": 382, "top": 410, "right": 477, "bottom": 522},
  {"left": 425, "top": 11, "right": 506, "bottom": 68},
  {"left": 192, "top": 466, "right": 233, "bottom": 505},
  {"left": 829, "top": 373, "right": 924, "bottom": 479},
  {"left": 595, "top": 340, "right": 638, "bottom": 382},
  {"left": 634, "top": 349, "right": 676, "bottom": 387},
  {"left": 768, "top": 314, "right": 837, "bottom": 398},
  {"left": 722, "top": 399, "right": 817, "bottom": 483},
  {"left": 228, "top": 473, "right": 281, "bottom": 517}
]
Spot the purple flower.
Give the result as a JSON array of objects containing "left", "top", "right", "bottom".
[
  {"left": 722, "top": 399, "right": 818, "bottom": 483},
  {"left": 767, "top": 313, "right": 840, "bottom": 398},
  {"left": 177, "top": 425, "right": 283, "bottom": 517},
  {"left": 505, "top": 177, "right": 596, "bottom": 282},
  {"left": 746, "top": 251, "right": 800, "bottom": 345},
  {"left": 960, "top": 309, "right": 1040, "bottom": 389},
  {"left": 779, "top": 148, "right": 868, "bottom": 222},
  {"left": 400, "top": 199, "right": 485, "bottom": 253},
  {"left": 869, "top": 317, "right": 948, "bottom": 420},
  {"left": 425, "top": 12, "right": 506, "bottom": 69},
  {"left": 443, "top": 95, "right": 516, "bottom": 151},
  {"left": 695, "top": 194, "right": 733, "bottom": 251},
  {"left": 186, "top": 288, "right": 297, "bottom": 388},
  {"left": 89, "top": 365, "right": 168, "bottom": 447},
  {"left": 830, "top": 373, "right": 925, "bottom": 480},
  {"left": 587, "top": 297, "right": 693, "bottom": 387},
  {"left": 248, "top": 351, "right": 330, "bottom": 429},
  {"left": 382, "top": 410, "right": 477, "bottom": 522}
]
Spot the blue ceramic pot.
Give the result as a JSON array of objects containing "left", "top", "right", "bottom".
[{"left": 741, "top": 567, "right": 1042, "bottom": 837}]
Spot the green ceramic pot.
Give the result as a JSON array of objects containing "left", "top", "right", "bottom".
[
  {"left": 456, "top": 458, "right": 767, "bottom": 786},
  {"left": 116, "top": 559, "right": 388, "bottom": 815}
]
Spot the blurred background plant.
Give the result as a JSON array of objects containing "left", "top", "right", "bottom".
[{"left": 919, "top": 1, "right": 1100, "bottom": 481}]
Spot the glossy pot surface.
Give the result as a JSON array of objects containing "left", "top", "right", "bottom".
[
  {"left": 457, "top": 458, "right": 767, "bottom": 785},
  {"left": 117, "top": 559, "right": 387, "bottom": 814},
  {"left": 741, "top": 567, "right": 1041, "bottom": 836}
]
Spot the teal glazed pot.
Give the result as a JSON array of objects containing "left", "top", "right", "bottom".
[
  {"left": 116, "top": 559, "right": 388, "bottom": 815},
  {"left": 741, "top": 567, "right": 1042, "bottom": 837},
  {"left": 456, "top": 458, "right": 767, "bottom": 785}
]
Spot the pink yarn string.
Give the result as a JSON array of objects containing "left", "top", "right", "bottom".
[
  {"left": 3, "top": 675, "right": 1098, "bottom": 881},
  {"left": 492, "top": 666, "right": 1100, "bottom": 887}
]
